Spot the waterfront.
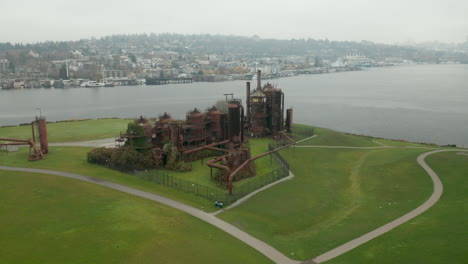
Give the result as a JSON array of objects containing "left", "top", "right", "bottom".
[{"left": 1, "top": 64, "right": 467, "bottom": 146}]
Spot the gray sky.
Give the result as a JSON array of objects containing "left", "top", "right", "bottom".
[{"left": 1, "top": 0, "right": 467, "bottom": 44}]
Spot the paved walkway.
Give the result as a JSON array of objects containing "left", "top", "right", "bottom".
[
  {"left": 295, "top": 135, "right": 318, "bottom": 144},
  {"left": 311, "top": 149, "right": 466, "bottom": 263},
  {"left": 296, "top": 145, "right": 437, "bottom": 150},
  {"left": 212, "top": 169, "right": 296, "bottom": 216},
  {"left": 49, "top": 138, "right": 116, "bottom": 148},
  {"left": 0, "top": 165, "right": 299, "bottom": 264}
]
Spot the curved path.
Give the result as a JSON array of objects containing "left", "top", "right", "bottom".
[
  {"left": 311, "top": 148, "right": 465, "bottom": 263},
  {"left": 1, "top": 144, "right": 465, "bottom": 263},
  {"left": 0, "top": 165, "right": 299, "bottom": 264},
  {"left": 211, "top": 169, "right": 295, "bottom": 216}
]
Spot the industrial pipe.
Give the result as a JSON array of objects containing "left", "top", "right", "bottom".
[
  {"left": 227, "top": 141, "right": 295, "bottom": 194},
  {"left": 206, "top": 154, "right": 232, "bottom": 184},
  {"left": 0, "top": 137, "right": 44, "bottom": 161},
  {"left": 183, "top": 140, "right": 229, "bottom": 154}
]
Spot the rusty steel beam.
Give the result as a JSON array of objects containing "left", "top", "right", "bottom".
[
  {"left": 279, "top": 130, "right": 294, "bottom": 143},
  {"left": 31, "top": 122, "right": 36, "bottom": 143},
  {"left": 0, "top": 138, "right": 32, "bottom": 143},
  {"left": 183, "top": 140, "right": 229, "bottom": 154},
  {"left": 206, "top": 153, "right": 230, "bottom": 164},
  {"left": 227, "top": 141, "right": 295, "bottom": 194},
  {"left": 206, "top": 154, "right": 231, "bottom": 182},
  {"left": 0, "top": 142, "right": 30, "bottom": 146},
  {"left": 0, "top": 137, "right": 44, "bottom": 161}
]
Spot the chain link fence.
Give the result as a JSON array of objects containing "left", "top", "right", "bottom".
[
  {"left": 133, "top": 145, "right": 291, "bottom": 205},
  {"left": 293, "top": 126, "right": 315, "bottom": 140}
]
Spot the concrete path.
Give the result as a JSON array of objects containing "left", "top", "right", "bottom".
[
  {"left": 311, "top": 149, "right": 467, "bottom": 263},
  {"left": 211, "top": 169, "right": 295, "bottom": 216},
  {"left": 372, "top": 140, "right": 389, "bottom": 147},
  {"left": 295, "top": 135, "right": 318, "bottom": 144},
  {"left": 0, "top": 165, "right": 299, "bottom": 264},
  {"left": 49, "top": 138, "right": 116, "bottom": 148},
  {"left": 296, "top": 145, "right": 390, "bottom": 149},
  {"left": 296, "top": 145, "right": 438, "bottom": 150}
]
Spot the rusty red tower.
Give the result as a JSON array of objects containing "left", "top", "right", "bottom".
[{"left": 35, "top": 116, "right": 48, "bottom": 154}]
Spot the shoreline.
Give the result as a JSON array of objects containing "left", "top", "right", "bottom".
[{"left": 1, "top": 118, "right": 465, "bottom": 148}]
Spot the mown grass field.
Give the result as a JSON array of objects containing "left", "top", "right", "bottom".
[
  {"left": 0, "top": 118, "right": 133, "bottom": 142},
  {"left": 295, "top": 125, "right": 378, "bottom": 147},
  {"left": 371, "top": 138, "right": 439, "bottom": 147},
  {"left": 326, "top": 151, "right": 468, "bottom": 264},
  {"left": 1, "top": 119, "right": 463, "bottom": 263},
  {"left": 219, "top": 147, "right": 434, "bottom": 260},
  {"left": 0, "top": 170, "right": 273, "bottom": 264},
  {"left": 0, "top": 147, "right": 218, "bottom": 212}
]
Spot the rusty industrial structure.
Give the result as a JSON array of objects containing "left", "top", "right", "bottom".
[
  {"left": 0, "top": 117, "right": 49, "bottom": 161},
  {"left": 117, "top": 70, "right": 294, "bottom": 194},
  {"left": 246, "top": 70, "right": 293, "bottom": 137}
]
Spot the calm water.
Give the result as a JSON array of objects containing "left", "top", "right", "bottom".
[{"left": 1, "top": 64, "right": 467, "bottom": 146}]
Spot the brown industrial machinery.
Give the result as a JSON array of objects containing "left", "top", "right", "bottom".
[
  {"left": 206, "top": 106, "right": 222, "bottom": 141},
  {"left": 0, "top": 116, "right": 49, "bottom": 161},
  {"left": 246, "top": 70, "right": 285, "bottom": 137},
  {"left": 135, "top": 116, "right": 153, "bottom": 140},
  {"left": 113, "top": 81, "right": 296, "bottom": 195},
  {"left": 184, "top": 108, "right": 208, "bottom": 147},
  {"left": 225, "top": 141, "right": 295, "bottom": 194},
  {"left": 151, "top": 112, "right": 174, "bottom": 148},
  {"left": 34, "top": 116, "right": 49, "bottom": 154},
  {"left": 227, "top": 102, "right": 244, "bottom": 143},
  {"left": 285, "top": 108, "right": 293, "bottom": 133}
]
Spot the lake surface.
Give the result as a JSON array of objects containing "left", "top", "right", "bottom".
[{"left": 1, "top": 64, "right": 467, "bottom": 146}]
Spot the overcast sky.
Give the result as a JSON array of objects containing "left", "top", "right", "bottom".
[{"left": 1, "top": 0, "right": 467, "bottom": 44}]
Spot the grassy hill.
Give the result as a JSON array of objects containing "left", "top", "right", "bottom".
[
  {"left": 0, "top": 118, "right": 132, "bottom": 142},
  {"left": 1, "top": 120, "right": 464, "bottom": 263},
  {"left": 0, "top": 170, "right": 272, "bottom": 264},
  {"left": 325, "top": 151, "right": 468, "bottom": 264}
]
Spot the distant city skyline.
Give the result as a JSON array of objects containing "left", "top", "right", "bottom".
[{"left": 0, "top": 0, "right": 467, "bottom": 44}]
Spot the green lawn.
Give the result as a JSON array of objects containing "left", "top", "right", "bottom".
[
  {"left": 0, "top": 146, "right": 218, "bottom": 212},
  {"left": 0, "top": 170, "right": 273, "bottom": 264},
  {"left": 0, "top": 118, "right": 133, "bottom": 142},
  {"left": 371, "top": 138, "right": 439, "bottom": 147},
  {"left": 218, "top": 147, "right": 434, "bottom": 260},
  {"left": 296, "top": 126, "right": 378, "bottom": 147},
  {"left": 326, "top": 151, "right": 468, "bottom": 264},
  {"left": 2, "top": 120, "right": 460, "bottom": 263}
]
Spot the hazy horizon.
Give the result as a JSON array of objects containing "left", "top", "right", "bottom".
[{"left": 1, "top": 0, "right": 467, "bottom": 44}]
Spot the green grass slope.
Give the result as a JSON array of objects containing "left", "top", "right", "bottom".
[
  {"left": 0, "top": 146, "right": 218, "bottom": 212},
  {"left": 0, "top": 118, "right": 132, "bottom": 142},
  {"left": 219, "top": 147, "right": 433, "bottom": 260},
  {"left": 0, "top": 170, "right": 273, "bottom": 264},
  {"left": 325, "top": 151, "right": 468, "bottom": 264},
  {"left": 296, "top": 126, "right": 378, "bottom": 147}
]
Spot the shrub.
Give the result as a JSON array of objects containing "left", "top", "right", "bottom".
[
  {"left": 87, "top": 148, "right": 114, "bottom": 166},
  {"left": 87, "top": 148, "right": 157, "bottom": 172}
]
